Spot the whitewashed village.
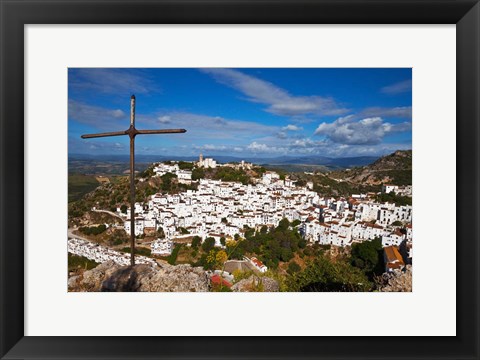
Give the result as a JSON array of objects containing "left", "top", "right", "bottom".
[
  {"left": 68, "top": 68, "right": 413, "bottom": 292},
  {"left": 68, "top": 152, "right": 413, "bottom": 291}
]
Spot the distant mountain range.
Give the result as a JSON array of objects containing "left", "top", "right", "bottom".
[{"left": 69, "top": 153, "right": 380, "bottom": 169}]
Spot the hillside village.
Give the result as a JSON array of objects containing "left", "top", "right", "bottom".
[{"left": 68, "top": 151, "right": 413, "bottom": 291}]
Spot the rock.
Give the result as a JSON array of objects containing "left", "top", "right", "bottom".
[
  {"left": 68, "top": 260, "right": 119, "bottom": 292},
  {"left": 231, "top": 275, "right": 279, "bottom": 292},
  {"left": 68, "top": 261, "right": 209, "bottom": 292},
  {"left": 67, "top": 275, "right": 80, "bottom": 289},
  {"left": 101, "top": 264, "right": 155, "bottom": 292},
  {"left": 140, "top": 264, "right": 209, "bottom": 292},
  {"left": 376, "top": 265, "right": 412, "bottom": 292}
]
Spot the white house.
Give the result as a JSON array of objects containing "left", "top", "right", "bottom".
[
  {"left": 382, "top": 184, "right": 399, "bottom": 194},
  {"left": 248, "top": 257, "right": 268, "bottom": 273},
  {"left": 124, "top": 217, "right": 145, "bottom": 236}
]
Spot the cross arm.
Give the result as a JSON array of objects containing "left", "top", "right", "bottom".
[
  {"left": 136, "top": 129, "right": 187, "bottom": 135},
  {"left": 81, "top": 130, "right": 127, "bottom": 139}
]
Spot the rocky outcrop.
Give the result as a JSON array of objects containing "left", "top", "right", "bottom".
[
  {"left": 68, "top": 261, "right": 210, "bottom": 292},
  {"left": 231, "top": 275, "right": 280, "bottom": 292},
  {"left": 376, "top": 265, "right": 412, "bottom": 292}
]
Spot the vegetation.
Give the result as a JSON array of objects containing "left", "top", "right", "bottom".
[
  {"left": 376, "top": 192, "right": 412, "bottom": 206},
  {"left": 160, "top": 172, "right": 178, "bottom": 192},
  {"left": 232, "top": 269, "right": 254, "bottom": 283},
  {"left": 192, "top": 167, "right": 205, "bottom": 180},
  {"left": 212, "top": 167, "right": 251, "bottom": 185},
  {"left": 375, "top": 170, "right": 411, "bottom": 186},
  {"left": 68, "top": 174, "right": 100, "bottom": 203},
  {"left": 140, "top": 166, "right": 155, "bottom": 179},
  {"left": 350, "top": 237, "right": 384, "bottom": 278},
  {"left": 178, "top": 227, "right": 190, "bottom": 235},
  {"left": 287, "top": 261, "right": 301, "bottom": 275},
  {"left": 225, "top": 218, "right": 303, "bottom": 269},
  {"left": 68, "top": 253, "right": 99, "bottom": 271},
  {"left": 120, "top": 246, "right": 152, "bottom": 257},
  {"left": 204, "top": 249, "right": 228, "bottom": 270},
  {"left": 79, "top": 224, "right": 107, "bottom": 236},
  {"left": 156, "top": 227, "right": 165, "bottom": 239},
  {"left": 312, "top": 174, "right": 379, "bottom": 197},
  {"left": 191, "top": 236, "right": 202, "bottom": 249},
  {"left": 110, "top": 229, "right": 129, "bottom": 246},
  {"left": 328, "top": 150, "right": 412, "bottom": 187},
  {"left": 167, "top": 244, "right": 183, "bottom": 265},
  {"left": 202, "top": 237, "right": 216, "bottom": 252},
  {"left": 286, "top": 256, "right": 372, "bottom": 292},
  {"left": 178, "top": 161, "right": 194, "bottom": 170}
]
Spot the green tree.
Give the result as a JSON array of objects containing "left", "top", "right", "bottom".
[
  {"left": 178, "top": 227, "right": 190, "bottom": 235},
  {"left": 156, "top": 227, "right": 165, "bottom": 239},
  {"left": 303, "top": 247, "right": 313, "bottom": 256},
  {"left": 140, "top": 166, "right": 155, "bottom": 178},
  {"left": 291, "top": 219, "right": 301, "bottom": 227},
  {"left": 277, "top": 218, "right": 290, "bottom": 231},
  {"left": 202, "top": 237, "right": 216, "bottom": 252},
  {"left": 178, "top": 161, "right": 194, "bottom": 170},
  {"left": 167, "top": 244, "right": 182, "bottom": 265},
  {"left": 161, "top": 172, "right": 177, "bottom": 192},
  {"left": 109, "top": 229, "right": 128, "bottom": 246},
  {"left": 287, "top": 261, "right": 301, "bottom": 275},
  {"left": 191, "top": 236, "right": 202, "bottom": 249},
  {"left": 286, "top": 256, "right": 372, "bottom": 292},
  {"left": 350, "top": 237, "right": 383, "bottom": 275},
  {"left": 192, "top": 167, "right": 205, "bottom": 180}
]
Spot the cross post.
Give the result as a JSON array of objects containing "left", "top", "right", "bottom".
[{"left": 81, "top": 95, "right": 186, "bottom": 266}]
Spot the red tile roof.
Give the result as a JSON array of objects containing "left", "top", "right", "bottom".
[{"left": 211, "top": 274, "right": 232, "bottom": 288}]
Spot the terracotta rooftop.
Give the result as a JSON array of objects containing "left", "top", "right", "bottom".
[{"left": 384, "top": 246, "right": 405, "bottom": 265}]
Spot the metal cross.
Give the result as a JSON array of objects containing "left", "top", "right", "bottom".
[{"left": 81, "top": 95, "right": 186, "bottom": 266}]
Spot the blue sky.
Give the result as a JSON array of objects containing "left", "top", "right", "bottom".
[{"left": 68, "top": 68, "right": 412, "bottom": 158}]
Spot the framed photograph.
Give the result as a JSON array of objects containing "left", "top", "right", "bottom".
[{"left": 1, "top": 1, "right": 478, "bottom": 359}]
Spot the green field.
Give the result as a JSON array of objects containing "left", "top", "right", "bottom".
[{"left": 68, "top": 174, "right": 100, "bottom": 202}]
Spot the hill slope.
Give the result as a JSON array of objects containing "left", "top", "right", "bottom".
[{"left": 329, "top": 150, "right": 412, "bottom": 186}]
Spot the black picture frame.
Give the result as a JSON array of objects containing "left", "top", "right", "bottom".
[{"left": 1, "top": 1, "right": 479, "bottom": 359}]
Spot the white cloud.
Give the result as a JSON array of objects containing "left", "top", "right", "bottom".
[
  {"left": 69, "top": 68, "right": 158, "bottom": 95},
  {"left": 200, "top": 68, "right": 348, "bottom": 117},
  {"left": 68, "top": 100, "right": 128, "bottom": 130},
  {"left": 148, "top": 111, "right": 280, "bottom": 141},
  {"left": 381, "top": 79, "right": 412, "bottom": 95},
  {"left": 194, "top": 144, "right": 227, "bottom": 151},
  {"left": 359, "top": 106, "right": 412, "bottom": 119},
  {"left": 246, "top": 142, "right": 285, "bottom": 154},
  {"left": 69, "top": 136, "right": 126, "bottom": 154},
  {"left": 158, "top": 115, "right": 171, "bottom": 124},
  {"left": 282, "top": 124, "right": 303, "bottom": 131},
  {"left": 314, "top": 116, "right": 411, "bottom": 145},
  {"left": 289, "top": 138, "right": 316, "bottom": 148}
]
